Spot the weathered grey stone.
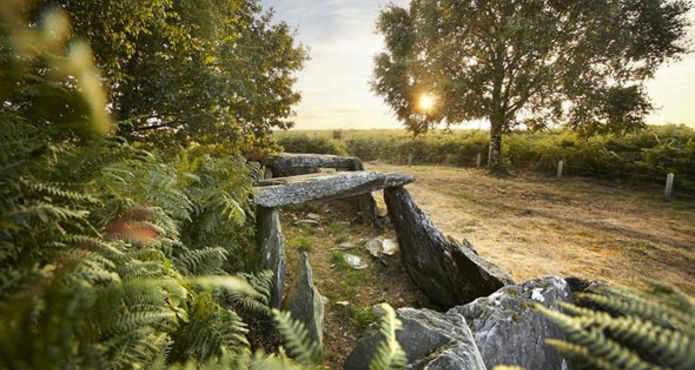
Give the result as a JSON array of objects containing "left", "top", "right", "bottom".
[
  {"left": 254, "top": 171, "right": 415, "bottom": 208},
  {"left": 262, "top": 153, "right": 363, "bottom": 177},
  {"left": 449, "top": 276, "right": 573, "bottom": 370},
  {"left": 358, "top": 192, "right": 381, "bottom": 228},
  {"left": 282, "top": 252, "right": 324, "bottom": 345},
  {"left": 295, "top": 219, "right": 319, "bottom": 227},
  {"left": 343, "top": 308, "right": 485, "bottom": 370},
  {"left": 384, "top": 186, "right": 514, "bottom": 308},
  {"left": 255, "top": 206, "right": 286, "bottom": 308},
  {"left": 262, "top": 153, "right": 382, "bottom": 228}
]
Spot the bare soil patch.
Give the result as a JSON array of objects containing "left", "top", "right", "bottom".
[{"left": 368, "top": 163, "right": 695, "bottom": 295}]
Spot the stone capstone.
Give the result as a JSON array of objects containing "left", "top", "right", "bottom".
[
  {"left": 254, "top": 171, "right": 415, "bottom": 208},
  {"left": 262, "top": 153, "right": 363, "bottom": 177},
  {"left": 343, "top": 308, "right": 486, "bottom": 370},
  {"left": 282, "top": 252, "right": 324, "bottom": 345},
  {"left": 449, "top": 275, "right": 574, "bottom": 370},
  {"left": 384, "top": 186, "right": 514, "bottom": 308},
  {"left": 255, "top": 206, "right": 285, "bottom": 308}
]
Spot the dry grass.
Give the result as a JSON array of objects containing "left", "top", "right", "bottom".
[{"left": 368, "top": 162, "right": 695, "bottom": 295}]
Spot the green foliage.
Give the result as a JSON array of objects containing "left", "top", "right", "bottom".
[
  {"left": 272, "top": 309, "right": 324, "bottom": 367},
  {"left": 373, "top": 0, "right": 692, "bottom": 170},
  {"left": 276, "top": 127, "right": 695, "bottom": 192},
  {"left": 276, "top": 134, "right": 350, "bottom": 156},
  {"left": 289, "top": 237, "right": 314, "bottom": 253},
  {"left": 369, "top": 304, "right": 407, "bottom": 370},
  {"left": 0, "top": 3, "right": 413, "bottom": 369},
  {"left": 537, "top": 280, "right": 695, "bottom": 370},
  {"left": 1, "top": 7, "right": 288, "bottom": 368},
  {"left": 24, "top": 0, "right": 307, "bottom": 152},
  {"left": 351, "top": 306, "right": 380, "bottom": 332}
]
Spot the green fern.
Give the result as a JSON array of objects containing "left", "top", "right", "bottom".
[
  {"left": 537, "top": 281, "right": 695, "bottom": 370},
  {"left": 272, "top": 309, "right": 324, "bottom": 367},
  {"left": 369, "top": 304, "right": 407, "bottom": 370}
]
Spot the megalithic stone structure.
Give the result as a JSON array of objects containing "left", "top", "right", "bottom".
[{"left": 384, "top": 186, "right": 514, "bottom": 308}]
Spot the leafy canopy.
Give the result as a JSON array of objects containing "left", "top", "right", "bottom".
[
  {"left": 27, "top": 0, "right": 307, "bottom": 152},
  {"left": 373, "top": 0, "right": 692, "bottom": 138}
]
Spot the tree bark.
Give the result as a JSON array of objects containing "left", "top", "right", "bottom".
[{"left": 487, "top": 118, "right": 507, "bottom": 175}]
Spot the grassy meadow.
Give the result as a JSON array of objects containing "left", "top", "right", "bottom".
[{"left": 275, "top": 125, "right": 695, "bottom": 194}]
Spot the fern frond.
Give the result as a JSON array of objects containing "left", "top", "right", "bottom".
[
  {"left": 639, "top": 279, "right": 695, "bottom": 318},
  {"left": 369, "top": 304, "right": 407, "bottom": 370},
  {"left": 535, "top": 304, "right": 658, "bottom": 370},
  {"left": 25, "top": 179, "right": 98, "bottom": 203},
  {"left": 544, "top": 339, "right": 619, "bottom": 370},
  {"left": 271, "top": 309, "right": 324, "bottom": 367},
  {"left": 173, "top": 247, "right": 229, "bottom": 276},
  {"left": 558, "top": 302, "right": 695, "bottom": 369},
  {"left": 169, "top": 293, "right": 250, "bottom": 363},
  {"left": 187, "top": 276, "right": 259, "bottom": 298},
  {"left": 578, "top": 291, "right": 687, "bottom": 330},
  {"left": 240, "top": 270, "right": 274, "bottom": 303}
]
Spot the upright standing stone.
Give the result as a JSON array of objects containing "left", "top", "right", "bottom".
[
  {"left": 256, "top": 206, "right": 286, "bottom": 308},
  {"left": 282, "top": 252, "right": 325, "bottom": 345},
  {"left": 384, "top": 186, "right": 514, "bottom": 308}
]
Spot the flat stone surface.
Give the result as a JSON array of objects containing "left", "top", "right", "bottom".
[
  {"left": 254, "top": 171, "right": 415, "bottom": 208},
  {"left": 449, "top": 276, "right": 574, "bottom": 370},
  {"left": 255, "top": 207, "right": 286, "bottom": 308},
  {"left": 384, "top": 186, "right": 514, "bottom": 308},
  {"left": 263, "top": 153, "right": 363, "bottom": 177},
  {"left": 282, "top": 252, "right": 325, "bottom": 345},
  {"left": 343, "top": 308, "right": 485, "bottom": 370}
]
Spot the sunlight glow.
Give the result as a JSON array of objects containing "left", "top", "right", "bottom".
[{"left": 418, "top": 92, "right": 437, "bottom": 113}]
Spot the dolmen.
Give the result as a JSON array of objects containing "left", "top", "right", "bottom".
[
  {"left": 254, "top": 170, "right": 414, "bottom": 307},
  {"left": 254, "top": 153, "right": 529, "bottom": 369}
]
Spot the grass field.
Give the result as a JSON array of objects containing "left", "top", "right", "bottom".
[{"left": 279, "top": 163, "right": 695, "bottom": 368}]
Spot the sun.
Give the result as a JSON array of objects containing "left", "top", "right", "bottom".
[{"left": 418, "top": 92, "right": 436, "bottom": 113}]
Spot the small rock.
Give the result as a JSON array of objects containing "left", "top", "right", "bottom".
[
  {"left": 295, "top": 219, "right": 319, "bottom": 227},
  {"left": 382, "top": 239, "right": 397, "bottom": 255},
  {"left": 339, "top": 241, "right": 354, "bottom": 250},
  {"left": 307, "top": 213, "right": 321, "bottom": 220},
  {"left": 364, "top": 237, "right": 399, "bottom": 258},
  {"left": 343, "top": 254, "right": 368, "bottom": 269},
  {"left": 335, "top": 301, "right": 354, "bottom": 317}
]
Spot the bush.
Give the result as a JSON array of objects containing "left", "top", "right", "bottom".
[
  {"left": 275, "top": 126, "right": 695, "bottom": 192},
  {"left": 276, "top": 134, "right": 350, "bottom": 156}
]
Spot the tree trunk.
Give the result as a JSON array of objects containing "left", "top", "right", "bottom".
[{"left": 487, "top": 119, "right": 507, "bottom": 175}]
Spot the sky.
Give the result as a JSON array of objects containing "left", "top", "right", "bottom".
[{"left": 261, "top": 0, "right": 695, "bottom": 130}]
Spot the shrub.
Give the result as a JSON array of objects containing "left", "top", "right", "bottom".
[
  {"left": 277, "top": 134, "right": 349, "bottom": 156},
  {"left": 275, "top": 126, "right": 695, "bottom": 192}
]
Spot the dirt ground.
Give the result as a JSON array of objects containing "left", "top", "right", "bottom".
[{"left": 280, "top": 163, "right": 695, "bottom": 368}]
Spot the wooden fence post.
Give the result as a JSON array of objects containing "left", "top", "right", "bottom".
[
  {"left": 557, "top": 160, "right": 564, "bottom": 179},
  {"left": 476, "top": 153, "right": 482, "bottom": 168},
  {"left": 408, "top": 152, "right": 412, "bottom": 167},
  {"left": 665, "top": 173, "right": 674, "bottom": 199}
]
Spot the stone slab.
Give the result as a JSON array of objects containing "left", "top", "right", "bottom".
[{"left": 254, "top": 171, "right": 414, "bottom": 208}]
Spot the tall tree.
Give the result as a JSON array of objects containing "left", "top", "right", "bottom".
[
  {"left": 373, "top": 0, "right": 692, "bottom": 173},
  {"left": 28, "top": 0, "right": 307, "bottom": 152}
]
